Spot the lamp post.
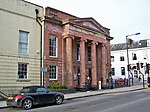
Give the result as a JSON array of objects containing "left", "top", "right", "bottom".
[{"left": 126, "top": 33, "right": 140, "bottom": 87}]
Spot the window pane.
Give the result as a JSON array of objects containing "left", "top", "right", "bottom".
[
  {"left": 77, "top": 43, "right": 80, "bottom": 60},
  {"left": 121, "top": 67, "right": 125, "bottom": 75},
  {"left": 19, "top": 31, "right": 28, "bottom": 54},
  {"left": 120, "top": 56, "right": 125, "bottom": 61},
  {"left": 111, "top": 68, "right": 115, "bottom": 76},
  {"left": 132, "top": 53, "right": 137, "bottom": 60},
  {"left": 18, "top": 63, "right": 28, "bottom": 79},
  {"left": 19, "top": 37, "right": 28, "bottom": 43},
  {"left": 88, "top": 45, "right": 91, "bottom": 61},
  {"left": 49, "top": 35, "right": 57, "bottom": 56},
  {"left": 111, "top": 56, "right": 114, "bottom": 62},
  {"left": 49, "top": 65, "right": 57, "bottom": 80}
]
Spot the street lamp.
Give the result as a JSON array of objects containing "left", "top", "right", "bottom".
[{"left": 126, "top": 33, "right": 140, "bottom": 87}]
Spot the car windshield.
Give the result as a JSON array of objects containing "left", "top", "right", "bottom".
[{"left": 20, "top": 87, "right": 36, "bottom": 93}]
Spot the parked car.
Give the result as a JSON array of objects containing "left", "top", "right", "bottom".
[{"left": 6, "top": 86, "right": 64, "bottom": 110}]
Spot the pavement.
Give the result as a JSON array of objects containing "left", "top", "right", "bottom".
[{"left": 0, "top": 84, "right": 147, "bottom": 109}]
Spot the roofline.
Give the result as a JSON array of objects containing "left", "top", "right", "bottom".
[
  {"left": 111, "top": 42, "right": 126, "bottom": 46},
  {"left": 45, "top": 7, "right": 78, "bottom": 18},
  {"left": 70, "top": 17, "right": 110, "bottom": 30},
  {"left": 106, "top": 36, "right": 114, "bottom": 40},
  {"left": 23, "top": 0, "right": 43, "bottom": 8},
  {"left": 66, "top": 18, "right": 111, "bottom": 36}
]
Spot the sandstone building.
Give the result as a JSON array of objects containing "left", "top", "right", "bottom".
[{"left": 43, "top": 7, "right": 113, "bottom": 90}]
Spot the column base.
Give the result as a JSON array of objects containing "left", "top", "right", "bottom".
[
  {"left": 75, "top": 87, "right": 86, "bottom": 92},
  {"left": 67, "top": 86, "right": 74, "bottom": 89},
  {"left": 75, "top": 85, "right": 86, "bottom": 92},
  {"left": 101, "top": 85, "right": 109, "bottom": 89},
  {"left": 91, "top": 85, "right": 98, "bottom": 90}
]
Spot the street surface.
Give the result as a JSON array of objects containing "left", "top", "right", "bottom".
[{"left": 1, "top": 88, "right": 150, "bottom": 112}]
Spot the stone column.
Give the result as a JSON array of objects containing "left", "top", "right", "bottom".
[
  {"left": 80, "top": 38, "right": 87, "bottom": 89},
  {"left": 62, "top": 37, "right": 65, "bottom": 85},
  {"left": 91, "top": 41, "right": 98, "bottom": 89},
  {"left": 97, "top": 44, "right": 102, "bottom": 82},
  {"left": 66, "top": 36, "right": 73, "bottom": 88},
  {"left": 106, "top": 42, "right": 111, "bottom": 78},
  {"left": 101, "top": 44, "right": 107, "bottom": 87}
]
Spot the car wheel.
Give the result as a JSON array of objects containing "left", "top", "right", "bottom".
[
  {"left": 22, "top": 99, "right": 33, "bottom": 110},
  {"left": 55, "top": 95, "right": 63, "bottom": 105}
]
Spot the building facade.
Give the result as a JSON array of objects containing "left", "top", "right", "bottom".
[
  {"left": 111, "top": 39, "right": 150, "bottom": 80},
  {"left": 43, "top": 7, "right": 113, "bottom": 90},
  {"left": 0, "top": 0, "right": 43, "bottom": 94},
  {"left": 0, "top": 0, "right": 113, "bottom": 93}
]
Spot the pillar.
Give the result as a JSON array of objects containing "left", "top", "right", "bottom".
[
  {"left": 62, "top": 38, "right": 65, "bottom": 85},
  {"left": 66, "top": 36, "right": 73, "bottom": 88},
  {"left": 91, "top": 41, "right": 98, "bottom": 89},
  {"left": 101, "top": 44, "right": 107, "bottom": 87},
  {"left": 80, "top": 38, "right": 87, "bottom": 89},
  {"left": 97, "top": 44, "right": 102, "bottom": 82},
  {"left": 106, "top": 42, "right": 111, "bottom": 78}
]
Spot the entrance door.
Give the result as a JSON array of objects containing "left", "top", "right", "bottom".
[
  {"left": 89, "top": 68, "right": 92, "bottom": 84},
  {"left": 77, "top": 68, "right": 80, "bottom": 86}
]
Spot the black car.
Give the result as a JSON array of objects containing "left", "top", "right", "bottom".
[{"left": 6, "top": 86, "right": 64, "bottom": 110}]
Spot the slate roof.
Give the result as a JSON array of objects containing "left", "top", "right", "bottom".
[{"left": 111, "top": 39, "right": 148, "bottom": 51}]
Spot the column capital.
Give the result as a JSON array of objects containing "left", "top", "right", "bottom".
[
  {"left": 80, "top": 38, "right": 87, "bottom": 42},
  {"left": 63, "top": 34, "right": 75, "bottom": 39},
  {"left": 100, "top": 43, "right": 106, "bottom": 47},
  {"left": 92, "top": 40, "right": 98, "bottom": 45}
]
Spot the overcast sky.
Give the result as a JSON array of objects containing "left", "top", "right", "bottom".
[{"left": 26, "top": 0, "right": 150, "bottom": 44}]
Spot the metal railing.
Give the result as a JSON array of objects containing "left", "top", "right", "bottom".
[{"left": 0, "top": 91, "right": 7, "bottom": 100}]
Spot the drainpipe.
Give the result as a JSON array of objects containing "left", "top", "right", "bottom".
[{"left": 35, "top": 9, "right": 43, "bottom": 86}]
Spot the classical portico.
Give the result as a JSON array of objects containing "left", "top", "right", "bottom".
[{"left": 62, "top": 18, "right": 112, "bottom": 90}]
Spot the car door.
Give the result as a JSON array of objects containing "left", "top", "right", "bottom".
[
  {"left": 46, "top": 89, "right": 56, "bottom": 103},
  {"left": 28, "top": 92, "right": 39, "bottom": 105},
  {"left": 36, "top": 87, "right": 49, "bottom": 104}
]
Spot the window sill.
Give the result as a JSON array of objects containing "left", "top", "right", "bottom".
[
  {"left": 49, "top": 56, "right": 57, "bottom": 58},
  {"left": 16, "top": 79, "right": 30, "bottom": 82},
  {"left": 18, "top": 53, "right": 29, "bottom": 57},
  {"left": 49, "top": 79, "right": 57, "bottom": 81}
]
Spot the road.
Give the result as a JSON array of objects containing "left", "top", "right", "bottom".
[{"left": 1, "top": 88, "right": 150, "bottom": 112}]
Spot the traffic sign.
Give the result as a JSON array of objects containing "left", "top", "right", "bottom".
[{"left": 40, "top": 68, "right": 47, "bottom": 72}]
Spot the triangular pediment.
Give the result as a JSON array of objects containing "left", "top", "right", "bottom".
[
  {"left": 69, "top": 18, "right": 109, "bottom": 35},
  {"left": 82, "top": 21, "right": 99, "bottom": 31}
]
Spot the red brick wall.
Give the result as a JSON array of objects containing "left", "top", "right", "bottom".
[
  {"left": 44, "top": 21, "right": 63, "bottom": 86},
  {"left": 43, "top": 7, "right": 112, "bottom": 89}
]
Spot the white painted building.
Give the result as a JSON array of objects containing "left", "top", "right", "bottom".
[
  {"left": 111, "top": 39, "right": 150, "bottom": 80},
  {"left": 0, "top": 0, "right": 43, "bottom": 94}
]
